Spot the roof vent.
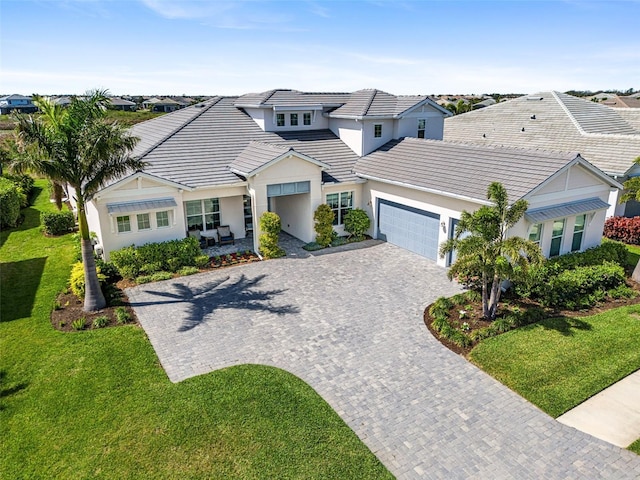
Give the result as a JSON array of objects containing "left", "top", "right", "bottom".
[
  {"left": 526, "top": 96, "right": 543, "bottom": 101},
  {"left": 530, "top": 114, "right": 536, "bottom": 120},
  {"left": 521, "top": 127, "right": 525, "bottom": 132}
]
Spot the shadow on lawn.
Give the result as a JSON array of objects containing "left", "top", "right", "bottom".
[
  {"left": 538, "top": 316, "right": 592, "bottom": 336},
  {"left": 133, "top": 273, "right": 299, "bottom": 332},
  {"left": 0, "top": 370, "right": 28, "bottom": 410},
  {"left": 0, "top": 257, "right": 47, "bottom": 322}
]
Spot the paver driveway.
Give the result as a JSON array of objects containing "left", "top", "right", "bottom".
[{"left": 128, "top": 243, "right": 640, "bottom": 479}]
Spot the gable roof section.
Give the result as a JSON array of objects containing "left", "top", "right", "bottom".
[
  {"left": 354, "top": 138, "right": 614, "bottom": 204},
  {"left": 328, "top": 89, "right": 449, "bottom": 119},
  {"left": 443, "top": 91, "right": 640, "bottom": 176},
  {"left": 229, "top": 141, "right": 330, "bottom": 177},
  {"left": 124, "top": 97, "right": 360, "bottom": 189},
  {"left": 234, "top": 89, "right": 351, "bottom": 108}
]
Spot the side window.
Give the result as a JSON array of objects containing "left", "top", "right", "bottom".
[
  {"left": 571, "top": 214, "right": 586, "bottom": 252},
  {"left": 137, "top": 213, "right": 151, "bottom": 230},
  {"left": 303, "top": 112, "right": 311, "bottom": 125},
  {"left": 116, "top": 215, "right": 131, "bottom": 233},
  {"left": 156, "top": 211, "right": 169, "bottom": 228},
  {"left": 276, "top": 113, "right": 285, "bottom": 127},
  {"left": 528, "top": 223, "right": 542, "bottom": 246},
  {"left": 549, "top": 219, "right": 565, "bottom": 257},
  {"left": 290, "top": 113, "right": 298, "bottom": 126},
  {"left": 374, "top": 124, "right": 382, "bottom": 138},
  {"left": 418, "top": 119, "right": 426, "bottom": 138}
]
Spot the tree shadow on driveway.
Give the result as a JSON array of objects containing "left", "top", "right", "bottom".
[{"left": 133, "top": 274, "right": 299, "bottom": 332}]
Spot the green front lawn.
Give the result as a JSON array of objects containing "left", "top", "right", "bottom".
[
  {"left": 626, "top": 243, "right": 640, "bottom": 268},
  {"left": 470, "top": 308, "right": 640, "bottom": 418},
  {"left": 630, "top": 438, "right": 640, "bottom": 455},
  {"left": 0, "top": 181, "right": 392, "bottom": 479}
]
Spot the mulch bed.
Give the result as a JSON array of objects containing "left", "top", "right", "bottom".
[
  {"left": 52, "top": 252, "right": 261, "bottom": 331},
  {"left": 425, "top": 279, "right": 640, "bottom": 357},
  {"left": 51, "top": 290, "right": 137, "bottom": 332}
]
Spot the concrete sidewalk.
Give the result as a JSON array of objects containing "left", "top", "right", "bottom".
[{"left": 557, "top": 369, "right": 640, "bottom": 447}]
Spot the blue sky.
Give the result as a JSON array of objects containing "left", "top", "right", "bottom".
[{"left": 1, "top": 0, "right": 638, "bottom": 96}]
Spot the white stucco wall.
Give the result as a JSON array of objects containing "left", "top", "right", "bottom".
[
  {"left": 394, "top": 106, "right": 445, "bottom": 140},
  {"left": 329, "top": 117, "right": 363, "bottom": 156},
  {"left": 321, "top": 182, "right": 365, "bottom": 237},
  {"left": 246, "top": 107, "right": 329, "bottom": 132},
  {"left": 182, "top": 185, "right": 247, "bottom": 242},
  {"left": 248, "top": 154, "right": 325, "bottom": 251},
  {"left": 361, "top": 119, "right": 395, "bottom": 156}
]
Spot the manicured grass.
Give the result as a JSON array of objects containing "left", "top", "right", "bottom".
[
  {"left": 0, "top": 180, "right": 392, "bottom": 479},
  {"left": 469, "top": 308, "right": 640, "bottom": 418},
  {"left": 630, "top": 438, "right": 640, "bottom": 455}
]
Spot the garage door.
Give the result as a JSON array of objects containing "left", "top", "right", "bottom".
[{"left": 377, "top": 199, "right": 440, "bottom": 260}]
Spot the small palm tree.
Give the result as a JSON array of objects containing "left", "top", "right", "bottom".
[
  {"left": 11, "top": 90, "right": 145, "bottom": 311},
  {"left": 440, "top": 182, "right": 543, "bottom": 320}
]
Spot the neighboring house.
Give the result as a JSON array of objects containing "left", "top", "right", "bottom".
[
  {"left": 142, "top": 97, "right": 183, "bottom": 112},
  {"left": 0, "top": 94, "right": 38, "bottom": 114},
  {"left": 443, "top": 91, "right": 640, "bottom": 216},
  {"left": 53, "top": 96, "right": 72, "bottom": 107},
  {"left": 108, "top": 97, "right": 137, "bottom": 111},
  {"left": 80, "top": 88, "right": 620, "bottom": 268},
  {"left": 601, "top": 95, "right": 640, "bottom": 109}
]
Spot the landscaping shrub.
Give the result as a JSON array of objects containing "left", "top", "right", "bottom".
[
  {"left": 92, "top": 316, "right": 109, "bottom": 328},
  {"left": 540, "top": 262, "right": 626, "bottom": 310},
  {"left": 0, "top": 177, "right": 23, "bottom": 228},
  {"left": 343, "top": 208, "right": 370, "bottom": 240},
  {"left": 115, "top": 307, "right": 131, "bottom": 324},
  {"left": 194, "top": 255, "right": 210, "bottom": 268},
  {"left": 516, "top": 241, "right": 629, "bottom": 299},
  {"left": 3, "top": 173, "right": 34, "bottom": 206},
  {"left": 302, "top": 241, "right": 323, "bottom": 251},
  {"left": 72, "top": 317, "right": 86, "bottom": 331},
  {"left": 178, "top": 266, "right": 199, "bottom": 276},
  {"left": 110, "top": 237, "right": 201, "bottom": 279},
  {"left": 41, "top": 210, "right": 75, "bottom": 235},
  {"left": 313, "top": 204, "right": 335, "bottom": 247},
  {"left": 69, "top": 262, "right": 106, "bottom": 300},
  {"left": 330, "top": 236, "right": 347, "bottom": 247},
  {"left": 259, "top": 211, "right": 285, "bottom": 258},
  {"left": 149, "top": 271, "right": 173, "bottom": 282},
  {"left": 135, "top": 275, "right": 153, "bottom": 285},
  {"left": 95, "top": 259, "right": 120, "bottom": 284},
  {"left": 603, "top": 216, "right": 640, "bottom": 245}
]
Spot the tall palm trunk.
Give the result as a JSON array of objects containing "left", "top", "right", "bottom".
[
  {"left": 77, "top": 195, "right": 106, "bottom": 311},
  {"left": 53, "top": 181, "right": 63, "bottom": 210}
]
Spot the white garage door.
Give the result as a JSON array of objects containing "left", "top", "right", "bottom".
[{"left": 377, "top": 199, "right": 440, "bottom": 260}]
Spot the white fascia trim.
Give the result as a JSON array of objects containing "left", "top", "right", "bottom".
[
  {"left": 192, "top": 181, "right": 248, "bottom": 190},
  {"left": 328, "top": 114, "right": 394, "bottom": 120},
  {"left": 356, "top": 172, "right": 491, "bottom": 206},
  {"left": 321, "top": 179, "right": 366, "bottom": 188},
  {"left": 97, "top": 171, "right": 195, "bottom": 197}
]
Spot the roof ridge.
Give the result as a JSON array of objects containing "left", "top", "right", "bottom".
[
  {"left": 135, "top": 98, "right": 221, "bottom": 161},
  {"left": 361, "top": 89, "right": 379, "bottom": 116}
]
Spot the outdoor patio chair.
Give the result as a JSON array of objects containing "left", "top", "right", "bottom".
[
  {"left": 217, "top": 225, "right": 235, "bottom": 245},
  {"left": 187, "top": 230, "right": 207, "bottom": 249}
]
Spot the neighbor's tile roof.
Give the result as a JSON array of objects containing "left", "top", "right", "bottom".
[
  {"left": 354, "top": 138, "right": 583, "bottom": 203},
  {"left": 127, "top": 97, "right": 360, "bottom": 188},
  {"left": 443, "top": 91, "right": 640, "bottom": 176}
]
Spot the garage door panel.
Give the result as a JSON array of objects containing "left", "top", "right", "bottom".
[{"left": 377, "top": 199, "right": 440, "bottom": 260}]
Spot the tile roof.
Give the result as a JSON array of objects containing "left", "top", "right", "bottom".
[
  {"left": 443, "top": 91, "right": 640, "bottom": 176},
  {"left": 234, "top": 89, "right": 351, "bottom": 107},
  {"left": 229, "top": 142, "right": 292, "bottom": 176},
  {"left": 354, "top": 138, "right": 587, "bottom": 203},
  {"left": 328, "top": 89, "right": 443, "bottom": 118},
  {"left": 127, "top": 97, "right": 360, "bottom": 189}
]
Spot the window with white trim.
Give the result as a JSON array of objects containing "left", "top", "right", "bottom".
[
  {"left": 374, "top": 124, "right": 382, "bottom": 138},
  {"left": 290, "top": 113, "right": 298, "bottom": 126},
  {"left": 571, "top": 214, "right": 586, "bottom": 252},
  {"left": 528, "top": 223, "right": 542, "bottom": 246},
  {"left": 417, "top": 119, "right": 426, "bottom": 138},
  {"left": 549, "top": 219, "right": 565, "bottom": 257},
  {"left": 116, "top": 215, "right": 131, "bottom": 233},
  {"left": 137, "top": 213, "right": 151, "bottom": 230},
  {"left": 303, "top": 112, "right": 311, "bottom": 125},
  {"left": 276, "top": 113, "right": 285, "bottom": 127},
  {"left": 186, "top": 198, "right": 220, "bottom": 231},
  {"left": 156, "top": 210, "right": 169, "bottom": 228},
  {"left": 326, "top": 192, "right": 353, "bottom": 226}
]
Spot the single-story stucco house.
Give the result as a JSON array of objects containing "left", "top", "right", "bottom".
[
  {"left": 443, "top": 91, "right": 640, "bottom": 216},
  {"left": 79, "top": 88, "right": 621, "bottom": 267}
]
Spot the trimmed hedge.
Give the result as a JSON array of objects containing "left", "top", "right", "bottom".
[
  {"left": 259, "top": 212, "right": 285, "bottom": 259},
  {"left": 538, "top": 261, "right": 626, "bottom": 310},
  {"left": 110, "top": 237, "right": 201, "bottom": 279},
  {"left": 0, "top": 177, "right": 24, "bottom": 228},
  {"left": 344, "top": 208, "right": 370, "bottom": 240},
  {"left": 41, "top": 211, "right": 75, "bottom": 235},
  {"left": 3, "top": 173, "right": 34, "bottom": 206},
  {"left": 603, "top": 216, "right": 640, "bottom": 245},
  {"left": 313, "top": 204, "right": 335, "bottom": 248}
]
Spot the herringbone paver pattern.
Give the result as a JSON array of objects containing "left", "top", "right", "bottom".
[{"left": 128, "top": 242, "right": 640, "bottom": 479}]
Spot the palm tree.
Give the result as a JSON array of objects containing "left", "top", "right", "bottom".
[
  {"left": 11, "top": 90, "right": 145, "bottom": 311},
  {"left": 440, "top": 182, "right": 543, "bottom": 320}
]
